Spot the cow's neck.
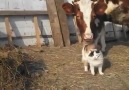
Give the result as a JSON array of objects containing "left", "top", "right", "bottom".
[{"left": 78, "top": 0, "right": 93, "bottom": 34}]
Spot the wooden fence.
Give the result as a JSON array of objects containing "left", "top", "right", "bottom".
[{"left": 0, "top": 0, "right": 77, "bottom": 47}]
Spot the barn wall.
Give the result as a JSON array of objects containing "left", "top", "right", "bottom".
[
  {"left": 0, "top": 0, "right": 53, "bottom": 46},
  {"left": 0, "top": 0, "right": 47, "bottom": 10},
  {"left": 0, "top": 0, "right": 78, "bottom": 47},
  {"left": 105, "top": 22, "right": 129, "bottom": 40},
  {"left": 0, "top": 15, "right": 54, "bottom": 46}
]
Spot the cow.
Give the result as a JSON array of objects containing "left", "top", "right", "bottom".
[
  {"left": 62, "top": 0, "right": 129, "bottom": 52},
  {"left": 62, "top": 0, "right": 107, "bottom": 52},
  {"left": 92, "top": 0, "right": 129, "bottom": 40},
  {"left": 92, "top": 0, "right": 129, "bottom": 24},
  {"left": 91, "top": 0, "right": 129, "bottom": 13}
]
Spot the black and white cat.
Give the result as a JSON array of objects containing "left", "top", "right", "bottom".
[{"left": 82, "top": 44, "right": 104, "bottom": 75}]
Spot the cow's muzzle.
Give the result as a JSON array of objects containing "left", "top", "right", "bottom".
[{"left": 83, "top": 33, "right": 93, "bottom": 40}]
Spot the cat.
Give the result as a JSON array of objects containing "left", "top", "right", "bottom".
[{"left": 82, "top": 44, "right": 104, "bottom": 75}]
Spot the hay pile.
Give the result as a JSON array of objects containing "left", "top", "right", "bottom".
[{"left": 0, "top": 45, "right": 46, "bottom": 90}]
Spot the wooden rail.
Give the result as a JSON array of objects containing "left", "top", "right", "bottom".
[
  {"left": 0, "top": 11, "right": 48, "bottom": 16},
  {"left": 33, "top": 16, "right": 41, "bottom": 47},
  {"left": 5, "top": 17, "right": 13, "bottom": 45}
]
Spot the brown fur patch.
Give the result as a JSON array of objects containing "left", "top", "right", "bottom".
[
  {"left": 84, "top": 43, "right": 96, "bottom": 52},
  {"left": 93, "top": 0, "right": 107, "bottom": 15},
  {"left": 62, "top": 3, "right": 74, "bottom": 14}
]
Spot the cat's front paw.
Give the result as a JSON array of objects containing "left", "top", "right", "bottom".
[
  {"left": 91, "top": 72, "right": 95, "bottom": 75},
  {"left": 84, "top": 66, "right": 88, "bottom": 71},
  {"left": 99, "top": 72, "right": 104, "bottom": 75}
]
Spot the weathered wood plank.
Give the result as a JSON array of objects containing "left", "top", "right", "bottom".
[
  {"left": 0, "top": 11, "right": 48, "bottom": 16},
  {"left": 22, "top": 0, "right": 46, "bottom": 10},
  {"left": 55, "top": 0, "right": 71, "bottom": 46},
  {"left": 0, "top": 0, "right": 7, "bottom": 10},
  {"left": 5, "top": 17, "right": 13, "bottom": 45},
  {"left": 33, "top": 16, "right": 41, "bottom": 47},
  {"left": 38, "top": 16, "right": 54, "bottom": 46},
  {"left": 9, "top": 16, "right": 36, "bottom": 37},
  {"left": 8, "top": 0, "right": 24, "bottom": 10},
  {"left": 0, "top": 0, "right": 47, "bottom": 11},
  {"left": 46, "top": 0, "right": 64, "bottom": 47}
]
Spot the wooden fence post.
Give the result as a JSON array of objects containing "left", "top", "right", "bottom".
[
  {"left": 54, "top": 0, "right": 71, "bottom": 46},
  {"left": 33, "top": 16, "right": 41, "bottom": 47},
  {"left": 46, "top": 0, "right": 64, "bottom": 47},
  {"left": 5, "top": 17, "right": 13, "bottom": 45}
]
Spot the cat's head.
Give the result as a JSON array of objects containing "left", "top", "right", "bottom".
[{"left": 88, "top": 49, "right": 101, "bottom": 60}]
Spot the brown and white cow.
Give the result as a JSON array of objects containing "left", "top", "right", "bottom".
[
  {"left": 62, "top": 0, "right": 107, "bottom": 52},
  {"left": 93, "top": 0, "right": 129, "bottom": 24}
]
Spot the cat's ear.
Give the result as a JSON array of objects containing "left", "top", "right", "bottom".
[{"left": 89, "top": 51, "right": 94, "bottom": 57}]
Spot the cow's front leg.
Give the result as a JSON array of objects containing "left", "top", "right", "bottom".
[{"left": 100, "top": 27, "right": 106, "bottom": 52}]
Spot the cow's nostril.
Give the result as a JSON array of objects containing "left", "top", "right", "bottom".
[{"left": 84, "top": 33, "right": 93, "bottom": 39}]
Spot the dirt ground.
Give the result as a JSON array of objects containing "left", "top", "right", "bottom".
[
  {"left": 41, "top": 41, "right": 129, "bottom": 90},
  {"left": 0, "top": 41, "right": 129, "bottom": 90}
]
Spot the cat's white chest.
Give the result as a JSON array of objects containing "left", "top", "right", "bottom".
[
  {"left": 83, "top": 52, "right": 104, "bottom": 67},
  {"left": 88, "top": 58, "right": 103, "bottom": 67}
]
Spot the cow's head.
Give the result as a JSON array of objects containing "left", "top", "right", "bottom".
[
  {"left": 62, "top": 0, "right": 108, "bottom": 43},
  {"left": 62, "top": 0, "right": 94, "bottom": 43}
]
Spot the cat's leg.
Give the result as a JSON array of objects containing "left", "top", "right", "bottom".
[
  {"left": 98, "top": 65, "right": 104, "bottom": 75},
  {"left": 83, "top": 61, "right": 88, "bottom": 71},
  {"left": 90, "top": 64, "right": 95, "bottom": 75},
  {"left": 82, "top": 46, "right": 88, "bottom": 72}
]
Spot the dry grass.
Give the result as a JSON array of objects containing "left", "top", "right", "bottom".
[
  {"left": 0, "top": 45, "right": 46, "bottom": 90},
  {"left": 0, "top": 42, "right": 129, "bottom": 90}
]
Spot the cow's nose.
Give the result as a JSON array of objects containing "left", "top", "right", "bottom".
[{"left": 83, "top": 33, "right": 93, "bottom": 40}]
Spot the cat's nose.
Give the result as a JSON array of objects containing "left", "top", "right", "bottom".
[{"left": 94, "top": 57, "right": 98, "bottom": 60}]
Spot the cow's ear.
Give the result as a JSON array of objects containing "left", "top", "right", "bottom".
[
  {"left": 62, "top": 2, "right": 74, "bottom": 14},
  {"left": 94, "top": 3, "right": 107, "bottom": 15}
]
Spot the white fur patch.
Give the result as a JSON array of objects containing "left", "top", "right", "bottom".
[
  {"left": 105, "top": 1, "right": 120, "bottom": 14},
  {"left": 77, "top": 0, "right": 93, "bottom": 34}
]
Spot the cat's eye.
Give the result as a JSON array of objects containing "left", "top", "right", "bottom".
[{"left": 89, "top": 51, "right": 94, "bottom": 57}]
